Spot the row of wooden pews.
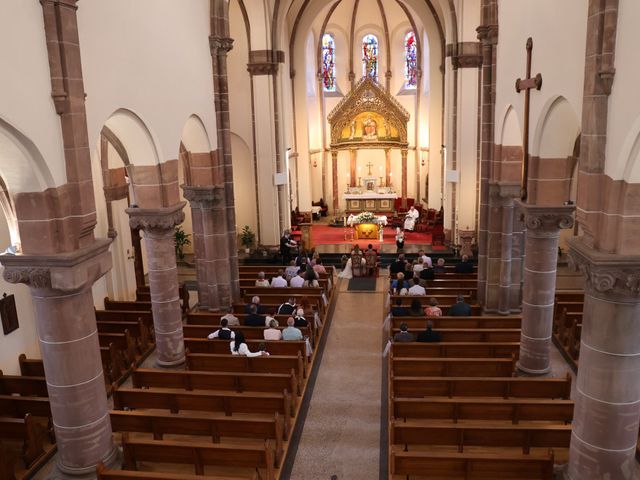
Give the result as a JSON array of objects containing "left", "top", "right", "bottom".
[
  {"left": 386, "top": 274, "right": 574, "bottom": 479},
  {"left": 551, "top": 291, "right": 584, "bottom": 370},
  {"left": 0, "top": 357, "right": 56, "bottom": 480},
  {"left": 97, "top": 265, "right": 335, "bottom": 479}
]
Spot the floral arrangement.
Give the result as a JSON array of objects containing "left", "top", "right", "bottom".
[{"left": 355, "top": 211, "right": 375, "bottom": 223}]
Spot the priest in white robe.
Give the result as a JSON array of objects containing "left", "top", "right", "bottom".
[{"left": 403, "top": 205, "right": 419, "bottom": 231}]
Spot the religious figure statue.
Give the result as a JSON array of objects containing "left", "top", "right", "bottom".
[
  {"left": 403, "top": 205, "right": 419, "bottom": 231},
  {"left": 383, "top": 118, "right": 390, "bottom": 138},
  {"left": 362, "top": 116, "right": 378, "bottom": 141},
  {"left": 349, "top": 120, "right": 357, "bottom": 139}
]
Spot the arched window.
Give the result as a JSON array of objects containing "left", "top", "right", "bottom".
[
  {"left": 362, "top": 34, "right": 379, "bottom": 80},
  {"left": 404, "top": 31, "right": 418, "bottom": 89},
  {"left": 321, "top": 34, "right": 336, "bottom": 92}
]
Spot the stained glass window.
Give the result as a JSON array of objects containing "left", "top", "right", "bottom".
[
  {"left": 362, "top": 34, "right": 378, "bottom": 81},
  {"left": 322, "top": 34, "right": 336, "bottom": 92},
  {"left": 404, "top": 31, "right": 418, "bottom": 89}
]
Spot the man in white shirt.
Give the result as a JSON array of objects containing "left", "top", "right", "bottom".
[
  {"left": 284, "top": 260, "right": 300, "bottom": 280},
  {"left": 418, "top": 249, "right": 433, "bottom": 268},
  {"left": 290, "top": 272, "right": 305, "bottom": 287},
  {"left": 207, "top": 318, "right": 235, "bottom": 340},
  {"left": 271, "top": 270, "right": 288, "bottom": 287},
  {"left": 408, "top": 277, "right": 426, "bottom": 296}
]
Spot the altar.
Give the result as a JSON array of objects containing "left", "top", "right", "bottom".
[{"left": 343, "top": 176, "right": 397, "bottom": 214}]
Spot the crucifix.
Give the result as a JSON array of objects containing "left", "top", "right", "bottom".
[
  {"left": 515, "top": 37, "right": 542, "bottom": 202},
  {"left": 366, "top": 161, "right": 374, "bottom": 176}
]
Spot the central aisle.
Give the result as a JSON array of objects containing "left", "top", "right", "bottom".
[{"left": 289, "top": 277, "right": 384, "bottom": 479}]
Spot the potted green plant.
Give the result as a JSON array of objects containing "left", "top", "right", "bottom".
[
  {"left": 174, "top": 226, "right": 191, "bottom": 261},
  {"left": 240, "top": 225, "right": 255, "bottom": 254}
]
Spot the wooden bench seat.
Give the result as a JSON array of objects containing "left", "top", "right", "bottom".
[
  {"left": 97, "top": 464, "right": 258, "bottom": 480},
  {"left": 183, "top": 324, "right": 312, "bottom": 342},
  {"left": 18, "top": 355, "right": 44, "bottom": 378},
  {"left": 390, "top": 329, "right": 521, "bottom": 343},
  {"left": 390, "top": 449, "right": 554, "bottom": 479},
  {"left": 390, "top": 316, "right": 521, "bottom": 329},
  {"left": 131, "top": 367, "right": 300, "bottom": 398},
  {"left": 110, "top": 410, "right": 285, "bottom": 463},
  {"left": 0, "top": 395, "right": 51, "bottom": 419},
  {"left": 391, "top": 375, "right": 572, "bottom": 399},
  {"left": 121, "top": 435, "right": 275, "bottom": 479},
  {"left": 0, "top": 414, "right": 45, "bottom": 467},
  {"left": 184, "top": 339, "right": 307, "bottom": 360},
  {"left": 393, "top": 397, "right": 574, "bottom": 423},
  {"left": 0, "top": 372, "right": 48, "bottom": 397},
  {"left": 391, "top": 357, "right": 516, "bottom": 377},
  {"left": 391, "top": 342, "right": 520, "bottom": 358},
  {"left": 186, "top": 313, "right": 303, "bottom": 326},
  {"left": 391, "top": 420, "right": 571, "bottom": 453},
  {"left": 104, "top": 299, "right": 152, "bottom": 312},
  {"left": 95, "top": 310, "right": 154, "bottom": 330}
]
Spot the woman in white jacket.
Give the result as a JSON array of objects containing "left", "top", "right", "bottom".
[{"left": 230, "top": 331, "right": 269, "bottom": 357}]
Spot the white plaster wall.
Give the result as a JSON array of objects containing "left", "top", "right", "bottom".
[
  {"left": 495, "top": 0, "right": 586, "bottom": 151},
  {"left": 78, "top": 0, "right": 217, "bottom": 166},
  {"left": 457, "top": 67, "right": 479, "bottom": 231},
  {"left": 232, "top": 134, "right": 258, "bottom": 235},
  {"left": 0, "top": 215, "right": 40, "bottom": 375},
  {"left": 606, "top": 0, "right": 640, "bottom": 182},
  {"left": 0, "top": 1, "right": 66, "bottom": 190}
]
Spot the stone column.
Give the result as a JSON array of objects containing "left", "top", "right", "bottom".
[
  {"left": 401, "top": 149, "right": 408, "bottom": 206},
  {"left": 1, "top": 240, "right": 118, "bottom": 476},
  {"left": 332, "top": 150, "right": 339, "bottom": 213},
  {"left": 385, "top": 148, "right": 391, "bottom": 186},
  {"left": 566, "top": 238, "right": 640, "bottom": 480},
  {"left": 515, "top": 202, "right": 574, "bottom": 375},
  {"left": 349, "top": 149, "right": 357, "bottom": 187},
  {"left": 498, "top": 192, "right": 518, "bottom": 314},
  {"left": 182, "top": 186, "right": 227, "bottom": 310},
  {"left": 127, "top": 203, "right": 186, "bottom": 367}
]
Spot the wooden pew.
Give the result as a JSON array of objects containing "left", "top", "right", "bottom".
[
  {"left": 104, "top": 298, "right": 152, "bottom": 312},
  {"left": 95, "top": 310, "right": 154, "bottom": 331},
  {"left": 184, "top": 339, "right": 307, "bottom": 360},
  {"left": 97, "top": 319, "right": 153, "bottom": 353},
  {"left": 391, "top": 374, "right": 572, "bottom": 399},
  {"left": 136, "top": 284, "right": 190, "bottom": 313},
  {"left": 0, "top": 414, "right": 45, "bottom": 468},
  {"left": 18, "top": 355, "right": 44, "bottom": 378},
  {"left": 391, "top": 421, "right": 571, "bottom": 453},
  {"left": 391, "top": 342, "right": 520, "bottom": 358},
  {"left": 391, "top": 356, "right": 516, "bottom": 377},
  {"left": 110, "top": 410, "right": 285, "bottom": 463},
  {"left": 186, "top": 312, "right": 295, "bottom": 325},
  {"left": 390, "top": 329, "right": 521, "bottom": 343},
  {"left": 183, "top": 324, "right": 312, "bottom": 341},
  {"left": 390, "top": 316, "right": 522, "bottom": 329},
  {"left": 97, "top": 463, "right": 258, "bottom": 480},
  {"left": 0, "top": 396, "right": 52, "bottom": 419},
  {"left": 121, "top": 434, "right": 275, "bottom": 479},
  {"left": 393, "top": 397, "right": 574, "bottom": 423},
  {"left": 390, "top": 449, "right": 555, "bottom": 479},
  {"left": 239, "top": 265, "right": 334, "bottom": 275},
  {"left": 98, "top": 464, "right": 256, "bottom": 480},
  {"left": 186, "top": 352, "right": 305, "bottom": 388},
  {"left": 0, "top": 372, "right": 48, "bottom": 397},
  {"left": 131, "top": 367, "right": 300, "bottom": 398}
]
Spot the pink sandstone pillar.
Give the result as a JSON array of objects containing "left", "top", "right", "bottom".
[
  {"left": 515, "top": 202, "right": 574, "bottom": 374},
  {"left": 182, "top": 185, "right": 229, "bottom": 310},
  {"left": 567, "top": 239, "right": 640, "bottom": 480},
  {"left": 127, "top": 203, "right": 186, "bottom": 367},
  {"left": 1, "top": 240, "right": 118, "bottom": 475}
]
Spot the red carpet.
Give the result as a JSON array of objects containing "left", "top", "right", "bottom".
[{"left": 306, "top": 224, "right": 445, "bottom": 249}]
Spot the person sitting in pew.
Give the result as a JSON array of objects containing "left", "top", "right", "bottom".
[
  {"left": 293, "top": 308, "right": 308, "bottom": 327},
  {"left": 454, "top": 254, "right": 474, "bottom": 273},
  {"left": 418, "top": 249, "right": 433, "bottom": 268},
  {"left": 391, "top": 272, "right": 409, "bottom": 295},
  {"left": 285, "top": 260, "right": 300, "bottom": 280},
  {"left": 277, "top": 297, "right": 297, "bottom": 315},
  {"left": 409, "top": 299, "right": 425, "bottom": 317},
  {"left": 433, "top": 257, "right": 447, "bottom": 274},
  {"left": 424, "top": 297, "right": 443, "bottom": 317},
  {"left": 448, "top": 294, "right": 472, "bottom": 316},
  {"left": 245, "top": 304, "right": 266, "bottom": 326},
  {"left": 207, "top": 317, "right": 235, "bottom": 340},
  {"left": 231, "top": 331, "right": 269, "bottom": 356},
  {"left": 303, "top": 265, "right": 320, "bottom": 287},
  {"left": 389, "top": 254, "right": 407, "bottom": 276},
  {"left": 245, "top": 296, "right": 266, "bottom": 314},
  {"left": 290, "top": 271, "right": 305, "bottom": 287},
  {"left": 393, "top": 323, "right": 415, "bottom": 343},
  {"left": 255, "top": 271, "right": 270, "bottom": 287},
  {"left": 271, "top": 269, "right": 288, "bottom": 287},
  {"left": 412, "top": 257, "right": 425, "bottom": 275},
  {"left": 220, "top": 306, "right": 240, "bottom": 326},
  {"left": 408, "top": 277, "right": 426, "bottom": 296},
  {"left": 416, "top": 320, "right": 441, "bottom": 343},
  {"left": 419, "top": 265, "right": 435, "bottom": 281},
  {"left": 313, "top": 258, "right": 327, "bottom": 275},
  {"left": 391, "top": 298, "right": 410, "bottom": 317},
  {"left": 282, "top": 317, "right": 303, "bottom": 341},
  {"left": 263, "top": 319, "right": 282, "bottom": 340}
]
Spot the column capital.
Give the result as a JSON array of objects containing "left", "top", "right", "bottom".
[
  {"left": 567, "top": 236, "right": 640, "bottom": 300},
  {"left": 126, "top": 202, "right": 186, "bottom": 234},
  {"left": 209, "top": 35, "right": 234, "bottom": 55},
  {"left": 489, "top": 181, "right": 521, "bottom": 201},
  {"left": 182, "top": 185, "right": 225, "bottom": 209},
  {"left": 0, "top": 238, "right": 112, "bottom": 294},
  {"left": 515, "top": 201, "right": 575, "bottom": 234}
]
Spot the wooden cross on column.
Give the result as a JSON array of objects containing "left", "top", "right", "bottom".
[{"left": 515, "top": 37, "right": 542, "bottom": 202}]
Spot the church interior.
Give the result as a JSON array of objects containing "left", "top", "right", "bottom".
[{"left": 1, "top": 0, "right": 640, "bottom": 479}]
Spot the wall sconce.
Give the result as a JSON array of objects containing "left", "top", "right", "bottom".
[
  {"left": 313, "top": 159, "right": 318, "bottom": 167},
  {"left": 421, "top": 156, "right": 426, "bottom": 167}
]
